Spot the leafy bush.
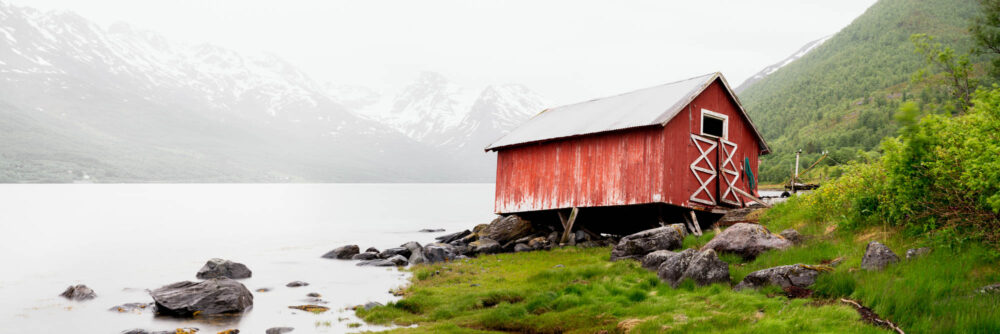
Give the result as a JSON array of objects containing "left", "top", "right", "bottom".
[{"left": 797, "top": 86, "right": 1000, "bottom": 246}]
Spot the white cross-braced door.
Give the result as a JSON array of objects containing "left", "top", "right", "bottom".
[
  {"left": 689, "top": 134, "right": 717, "bottom": 205},
  {"left": 719, "top": 138, "right": 743, "bottom": 206}
]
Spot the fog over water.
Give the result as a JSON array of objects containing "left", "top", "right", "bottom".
[{"left": 0, "top": 183, "right": 495, "bottom": 333}]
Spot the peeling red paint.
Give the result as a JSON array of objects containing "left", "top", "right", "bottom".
[{"left": 494, "top": 80, "right": 764, "bottom": 214}]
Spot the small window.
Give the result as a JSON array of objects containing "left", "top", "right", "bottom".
[{"left": 700, "top": 109, "right": 728, "bottom": 138}]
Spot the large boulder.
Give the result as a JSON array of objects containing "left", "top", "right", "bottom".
[
  {"left": 424, "top": 243, "right": 457, "bottom": 263},
  {"left": 679, "top": 249, "right": 730, "bottom": 286},
  {"left": 701, "top": 223, "right": 791, "bottom": 258},
  {"left": 321, "top": 245, "right": 360, "bottom": 259},
  {"left": 60, "top": 284, "right": 97, "bottom": 301},
  {"left": 266, "top": 328, "right": 295, "bottom": 334},
  {"left": 378, "top": 247, "right": 411, "bottom": 259},
  {"left": 196, "top": 258, "right": 252, "bottom": 279},
  {"left": 641, "top": 250, "right": 676, "bottom": 270},
  {"left": 610, "top": 224, "right": 686, "bottom": 261},
  {"left": 150, "top": 278, "right": 253, "bottom": 316},
  {"left": 435, "top": 230, "right": 471, "bottom": 244},
  {"left": 357, "top": 255, "right": 408, "bottom": 267},
  {"left": 399, "top": 242, "right": 426, "bottom": 265},
  {"left": 470, "top": 238, "right": 502, "bottom": 255},
  {"left": 656, "top": 249, "right": 697, "bottom": 287},
  {"left": 352, "top": 252, "right": 379, "bottom": 260},
  {"left": 861, "top": 241, "right": 899, "bottom": 271},
  {"left": 734, "top": 264, "right": 831, "bottom": 291},
  {"left": 480, "top": 215, "right": 534, "bottom": 245}
]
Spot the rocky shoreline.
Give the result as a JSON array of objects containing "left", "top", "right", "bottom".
[{"left": 54, "top": 213, "right": 956, "bottom": 334}]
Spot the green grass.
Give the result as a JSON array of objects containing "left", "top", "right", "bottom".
[
  {"left": 359, "top": 195, "right": 1000, "bottom": 333},
  {"left": 748, "top": 196, "right": 1000, "bottom": 333},
  {"left": 358, "top": 246, "right": 880, "bottom": 333}
]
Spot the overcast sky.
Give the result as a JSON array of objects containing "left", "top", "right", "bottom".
[{"left": 16, "top": 0, "right": 876, "bottom": 105}]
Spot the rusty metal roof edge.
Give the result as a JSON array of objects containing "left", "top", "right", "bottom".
[
  {"left": 485, "top": 72, "right": 717, "bottom": 152},
  {"left": 485, "top": 123, "right": 667, "bottom": 152}
]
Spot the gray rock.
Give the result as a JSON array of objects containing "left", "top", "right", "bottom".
[
  {"left": 378, "top": 247, "right": 412, "bottom": 259},
  {"left": 150, "top": 278, "right": 253, "bottom": 316},
  {"left": 322, "top": 245, "right": 360, "bottom": 259},
  {"left": 546, "top": 231, "right": 560, "bottom": 245},
  {"left": 514, "top": 243, "right": 532, "bottom": 252},
  {"left": 419, "top": 228, "right": 446, "bottom": 233},
  {"left": 481, "top": 215, "right": 535, "bottom": 244},
  {"left": 657, "top": 249, "right": 697, "bottom": 287},
  {"left": 574, "top": 230, "right": 588, "bottom": 243},
  {"left": 424, "top": 243, "right": 457, "bottom": 263},
  {"left": 196, "top": 258, "right": 252, "bottom": 279},
  {"left": 679, "top": 249, "right": 730, "bottom": 286},
  {"left": 470, "top": 237, "right": 502, "bottom": 254},
  {"left": 408, "top": 249, "right": 427, "bottom": 265},
  {"left": 109, "top": 302, "right": 154, "bottom": 313},
  {"left": 528, "top": 237, "right": 549, "bottom": 250},
  {"left": 641, "top": 250, "right": 676, "bottom": 270},
  {"left": 610, "top": 224, "right": 686, "bottom": 261},
  {"left": 701, "top": 223, "right": 791, "bottom": 258},
  {"left": 286, "top": 281, "right": 309, "bottom": 287},
  {"left": 59, "top": 284, "right": 96, "bottom": 301},
  {"left": 861, "top": 241, "right": 899, "bottom": 271},
  {"left": 365, "top": 247, "right": 380, "bottom": 253},
  {"left": 358, "top": 255, "right": 408, "bottom": 267},
  {"left": 977, "top": 283, "right": 1000, "bottom": 294},
  {"left": 306, "top": 292, "right": 321, "bottom": 297},
  {"left": 435, "top": 230, "right": 471, "bottom": 244},
  {"left": 266, "top": 327, "right": 294, "bottom": 334},
  {"left": 352, "top": 252, "right": 380, "bottom": 260},
  {"left": 401, "top": 241, "right": 423, "bottom": 252},
  {"left": 905, "top": 247, "right": 931, "bottom": 260},
  {"left": 779, "top": 228, "right": 804, "bottom": 244},
  {"left": 361, "top": 301, "right": 383, "bottom": 310},
  {"left": 734, "top": 264, "right": 830, "bottom": 291}
]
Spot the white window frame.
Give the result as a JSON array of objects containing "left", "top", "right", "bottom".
[{"left": 700, "top": 109, "right": 729, "bottom": 139}]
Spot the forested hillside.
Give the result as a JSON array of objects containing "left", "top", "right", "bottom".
[{"left": 740, "top": 0, "right": 983, "bottom": 182}]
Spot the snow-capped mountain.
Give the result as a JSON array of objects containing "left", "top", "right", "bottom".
[
  {"left": 734, "top": 35, "right": 832, "bottom": 93},
  {"left": 433, "top": 83, "right": 546, "bottom": 151},
  {"left": 0, "top": 1, "right": 472, "bottom": 182},
  {"left": 344, "top": 72, "right": 546, "bottom": 150}
]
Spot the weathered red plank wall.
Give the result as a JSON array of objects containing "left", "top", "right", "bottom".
[{"left": 494, "top": 79, "right": 762, "bottom": 214}]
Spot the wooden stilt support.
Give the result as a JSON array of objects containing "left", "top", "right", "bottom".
[
  {"left": 689, "top": 210, "right": 704, "bottom": 236},
  {"left": 559, "top": 207, "right": 579, "bottom": 245},
  {"left": 735, "top": 187, "right": 771, "bottom": 208}
]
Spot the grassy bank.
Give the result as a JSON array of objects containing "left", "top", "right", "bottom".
[
  {"left": 359, "top": 246, "right": 875, "bottom": 333},
  {"left": 359, "top": 197, "right": 1000, "bottom": 333}
]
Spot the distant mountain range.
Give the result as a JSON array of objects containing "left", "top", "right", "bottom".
[{"left": 0, "top": 1, "right": 546, "bottom": 182}]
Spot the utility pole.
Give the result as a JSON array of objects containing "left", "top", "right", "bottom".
[{"left": 793, "top": 149, "right": 802, "bottom": 193}]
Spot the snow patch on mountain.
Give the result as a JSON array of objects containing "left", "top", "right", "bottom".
[{"left": 735, "top": 35, "right": 832, "bottom": 93}]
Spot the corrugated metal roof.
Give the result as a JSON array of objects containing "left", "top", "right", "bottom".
[{"left": 486, "top": 72, "right": 768, "bottom": 152}]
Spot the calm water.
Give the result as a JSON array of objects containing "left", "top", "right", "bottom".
[{"left": 0, "top": 184, "right": 495, "bottom": 333}]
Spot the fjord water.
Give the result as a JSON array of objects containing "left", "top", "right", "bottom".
[{"left": 0, "top": 184, "right": 495, "bottom": 333}]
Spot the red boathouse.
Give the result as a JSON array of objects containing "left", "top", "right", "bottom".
[{"left": 486, "top": 72, "right": 770, "bottom": 235}]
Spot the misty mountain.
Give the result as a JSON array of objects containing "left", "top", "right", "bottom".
[
  {"left": 340, "top": 72, "right": 547, "bottom": 175},
  {"left": 0, "top": 1, "right": 508, "bottom": 182}
]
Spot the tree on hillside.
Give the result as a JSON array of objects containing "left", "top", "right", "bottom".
[
  {"left": 911, "top": 34, "right": 977, "bottom": 113},
  {"left": 971, "top": 0, "right": 1000, "bottom": 78}
]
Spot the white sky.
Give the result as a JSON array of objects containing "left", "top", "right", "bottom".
[{"left": 14, "top": 0, "right": 876, "bottom": 105}]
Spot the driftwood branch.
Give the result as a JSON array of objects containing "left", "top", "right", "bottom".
[{"left": 839, "top": 298, "right": 905, "bottom": 334}]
